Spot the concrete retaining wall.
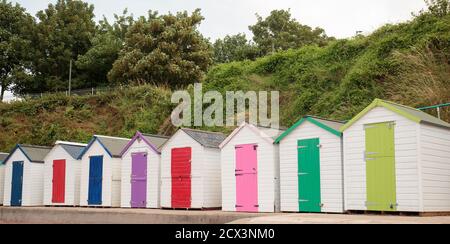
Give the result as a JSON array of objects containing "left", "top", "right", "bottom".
[{"left": 0, "top": 207, "right": 271, "bottom": 224}]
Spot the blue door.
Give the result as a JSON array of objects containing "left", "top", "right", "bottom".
[
  {"left": 88, "top": 156, "right": 103, "bottom": 205},
  {"left": 11, "top": 161, "right": 24, "bottom": 206}
]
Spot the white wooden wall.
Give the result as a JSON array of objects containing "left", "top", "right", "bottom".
[
  {"left": 0, "top": 165, "right": 5, "bottom": 205},
  {"left": 279, "top": 120, "right": 344, "bottom": 213},
  {"left": 3, "top": 149, "right": 44, "bottom": 206},
  {"left": 121, "top": 140, "right": 161, "bottom": 208},
  {"left": 202, "top": 147, "right": 222, "bottom": 208},
  {"left": 43, "top": 146, "right": 80, "bottom": 206},
  {"left": 160, "top": 130, "right": 204, "bottom": 208},
  {"left": 80, "top": 140, "right": 120, "bottom": 207},
  {"left": 419, "top": 123, "right": 450, "bottom": 212},
  {"left": 343, "top": 107, "right": 421, "bottom": 212},
  {"left": 221, "top": 126, "right": 279, "bottom": 212}
]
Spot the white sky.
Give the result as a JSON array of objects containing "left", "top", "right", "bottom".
[
  {"left": 13, "top": 0, "right": 427, "bottom": 40},
  {"left": 2, "top": 0, "right": 428, "bottom": 101}
]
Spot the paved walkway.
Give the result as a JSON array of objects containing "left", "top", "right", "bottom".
[
  {"left": 1, "top": 207, "right": 450, "bottom": 224},
  {"left": 229, "top": 213, "right": 450, "bottom": 224}
]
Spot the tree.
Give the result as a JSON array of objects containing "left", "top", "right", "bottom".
[
  {"left": 23, "top": 0, "right": 96, "bottom": 93},
  {"left": 249, "top": 9, "right": 332, "bottom": 55},
  {"left": 425, "top": 0, "right": 450, "bottom": 16},
  {"left": 0, "top": 0, "right": 35, "bottom": 101},
  {"left": 108, "top": 9, "right": 213, "bottom": 87},
  {"left": 213, "top": 33, "right": 260, "bottom": 63},
  {"left": 76, "top": 9, "right": 134, "bottom": 87}
]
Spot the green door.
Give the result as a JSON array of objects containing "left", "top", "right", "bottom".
[
  {"left": 298, "top": 138, "right": 321, "bottom": 212},
  {"left": 365, "top": 122, "right": 397, "bottom": 211}
]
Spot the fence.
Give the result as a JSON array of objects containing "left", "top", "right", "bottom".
[{"left": 24, "top": 86, "right": 123, "bottom": 99}]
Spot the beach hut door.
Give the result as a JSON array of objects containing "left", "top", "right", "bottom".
[
  {"left": 88, "top": 156, "right": 103, "bottom": 205},
  {"left": 171, "top": 147, "right": 192, "bottom": 208},
  {"left": 131, "top": 152, "right": 148, "bottom": 208},
  {"left": 235, "top": 144, "right": 258, "bottom": 212},
  {"left": 52, "top": 159, "right": 66, "bottom": 203},
  {"left": 365, "top": 122, "right": 396, "bottom": 211},
  {"left": 297, "top": 138, "right": 321, "bottom": 212},
  {"left": 11, "top": 161, "right": 24, "bottom": 206}
]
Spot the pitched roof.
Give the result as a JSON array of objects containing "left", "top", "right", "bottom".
[
  {"left": 340, "top": 99, "right": 450, "bottom": 131},
  {"left": 142, "top": 133, "right": 169, "bottom": 150},
  {"left": 54, "top": 141, "right": 87, "bottom": 160},
  {"left": 3, "top": 144, "right": 52, "bottom": 164},
  {"left": 180, "top": 128, "right": 227, "bottom": 148},
  {"left": 78, "top": 135, "right": 131, "bottom": 159},
  {"left": 0, "top": 152, "right": 8, "bottom": 164},
  {"left": 275, "top": 116, "right": 344, "bottom": 143},
  {"left": 220, "top": 123, "right": 285, "bottom": 148},
  {"left": 120, "top": 131, "right": 170, "bottom": 156}
]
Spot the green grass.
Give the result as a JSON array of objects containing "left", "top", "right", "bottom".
[{"left": 1, "top": 11, "right": 450, "bottom": 152}]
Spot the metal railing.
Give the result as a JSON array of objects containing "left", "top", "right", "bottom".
[
  {"left": 417, "top": 102, "right": 450, "bottom": 120},
  {"left": 24, "top": 86, "right": 121, "bottom": 99}
]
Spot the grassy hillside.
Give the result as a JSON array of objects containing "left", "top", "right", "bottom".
[
  {"left": 204, "top": 10, "right": 450, "bottom": 126},
  {"left": 0, "top": 10, "right": 449, "bottom": 152},
  {"left": 0, "top": 85, "right": 174, "bottom": 152}
]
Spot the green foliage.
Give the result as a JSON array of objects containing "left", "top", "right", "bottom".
[
  {"left": 76, "top": 9, "right": 135, "bottom": 86},
  {"left": 0, "top": 0, "right": 35, "bottom": 101},
  {"left": 213, "top": 34, "right": 260, "bottom": 63},
  {"left": 108, "top": 9, "right": 213, "bottom": 87},
  {"left": 0, "top": 84, "right": 173, "bottom": 152},
  {"left": 19, "top": 0, "right": 96, "bottom": 94},
  {"left": 249, "top": 9, "right": 333, "bottom": 56},
  {"left": 205, "top": 8, "right": 450, "bottom": 126}
]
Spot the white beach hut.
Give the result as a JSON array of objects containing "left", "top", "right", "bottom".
[
  {"left": 43, "top": 141, "right": 86, "bottom": 206},
  {"left": 220, "top": 123, "right": 284, "bottom": 213},
  {"left": 275, "top": 116, "right": 345, "bottom": 213},
  {"left": 78, "top": 135, "right": 131, "bottom": 207},
  {"left": 342, "top": 99, "right": 450, "bottom": 213},
  {"left": 120, "top": 131, "right": 169, "bottom": 208},
  {"left": 160, "top": 128, "right": 226, "bottom": 209},
  {"left": 0, "top": 152, "right": 9, "bottom": 205},
  {"left": 2, "top": 145, "right": 51, "bottom": 206}
]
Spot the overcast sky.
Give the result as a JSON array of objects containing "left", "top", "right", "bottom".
[
  {"left": 2, "top": 0, "right": 428, "bottom": 101},
  {"left": 13, "top": 0, "right": 427, "bottom": 40}
]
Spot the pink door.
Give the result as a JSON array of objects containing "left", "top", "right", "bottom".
[{"left": 235, "top": 144, "right": 258, "bottom": 212}]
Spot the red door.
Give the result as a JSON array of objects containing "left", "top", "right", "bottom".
[
  {"left": 52, "top": 159, "right": 66, "bottom": 203},
  {"left": 171, "top": 147, "right": 191, "bottom": 208}
]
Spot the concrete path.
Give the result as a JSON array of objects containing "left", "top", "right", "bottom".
[
  {"left": 0, "top": 207, "right": 277, "bottom": 224},
  {"left": 229, "top": 213, "right": 450, "bottom": 224},
  {"left": 1, "top": 207, "right": 450, "bottom": 224}
]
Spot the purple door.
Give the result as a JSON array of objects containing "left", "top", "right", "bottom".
[{"left": 131, "top": 152, "right": 147, "bottom": 208}]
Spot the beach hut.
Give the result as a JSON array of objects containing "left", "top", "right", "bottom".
[
  {"left": 120, "top": 131, "right": 169, "bottom": 208},
  {"left": 0, "top": 152, "right": 8, "bottom": 205},
  {"left": 275, "top": 116, "right": 345, "bottom": 213},
  {"left": 160, "top": 128, "right": 226, "bottom": 209},
  {"left": 78, "top": 135, "right": 131, "bottom": 207},
  {"left": 341, "top": 99, "right": 450, "bottom": 213},
  {"left": 2, "top": 145, "right": 51, "bottom": 206},
  {"left": 220, "top": 123, "right": 284, "bottom": 213},
  {"left": 43, "top": 141, "right": 86, "bottom": 206}
]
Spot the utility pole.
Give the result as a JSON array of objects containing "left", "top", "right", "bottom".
[{"left": 68, "top": 59, "right": 72, "bottom": 96}]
